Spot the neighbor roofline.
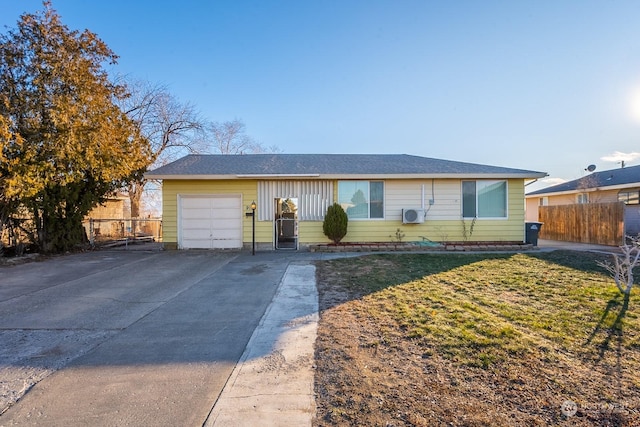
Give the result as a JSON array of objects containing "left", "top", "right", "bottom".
[{"left": 525, "top": 181, "right": 640, "bottom": 198}]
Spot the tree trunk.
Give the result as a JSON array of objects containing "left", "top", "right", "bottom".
[{"left": 128, "top": 181, "right": 145, "bottom": 218}]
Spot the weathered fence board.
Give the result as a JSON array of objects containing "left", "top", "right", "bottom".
[
  {"left": 82, "top": 218, "right": 162, "bottom": 246},
  {"left": 538, "top": 202, "right": 624, "bottom": 246}
]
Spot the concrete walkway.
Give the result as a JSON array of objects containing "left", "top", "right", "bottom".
[
  {"left": 205, "top": 263, "right": 318, "bottom": 426},
  {"left": 537, "top": 238, "right": 620, "bottom": 253}
]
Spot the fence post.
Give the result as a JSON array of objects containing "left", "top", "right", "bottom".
[{"left": 89, "top": 218, "right": 94, "bottom": 247}]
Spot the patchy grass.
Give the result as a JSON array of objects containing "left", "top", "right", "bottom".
[{"left": 314, "top": 251, "right": 640, "bottom": 426}]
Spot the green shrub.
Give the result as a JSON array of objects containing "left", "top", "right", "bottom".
[{"left": 323, "top": 203, "right": 348, "bottom": 244}]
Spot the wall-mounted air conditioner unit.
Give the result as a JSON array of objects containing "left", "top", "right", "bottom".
[{"left": 402, "top": 208, "right": 425, "bottom": 224}]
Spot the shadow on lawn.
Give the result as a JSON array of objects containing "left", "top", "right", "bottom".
[
  {"left": 315, "top": 252, "right": 514, "bottom": 311},
  {"left": 318, "top": 250, "right": 618, "bottom": 311},
  {"left": 529, "top": 251, "right": 636, "bottom": 367},
  {"left": 585, "top": 291, "right": 631, "bottom": 402},
  {"left": 531, "top": 249, "right": 613, "bottom": 275},
  {"left": 586, "top": 293, "right": 630, "bottom": 358}
]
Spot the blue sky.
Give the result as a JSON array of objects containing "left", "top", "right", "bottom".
[{"left": 3, "top": 1, "right": 640, "bottom": 190}]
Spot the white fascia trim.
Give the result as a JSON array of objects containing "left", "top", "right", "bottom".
[
  {"left": 236, "top": 174, "right": 321, "bottom": 178},
  {"left": 146, "top": 172, "right": 548, "bottom": 180},
  {"left": 145, "top": 174, "right": 239, "bottom": 180},
  {"left": 324, "top": 173, "right": 548, "bottom": 180}
]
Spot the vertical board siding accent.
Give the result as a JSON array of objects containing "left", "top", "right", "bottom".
[
  {"left": 539, "top": 202, "right": 624, "bottom": 246},
  {"left": 258, "top": 180, "right": 333, "bottom": 221}
]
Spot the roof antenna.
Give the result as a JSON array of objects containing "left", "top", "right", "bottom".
[
  {"left": 619, "top": 160, "right": 625, "bottom": 168},
  {"left": 585, "top": 164, "right": 596, "bottom": 172}
]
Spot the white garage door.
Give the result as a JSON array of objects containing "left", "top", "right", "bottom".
[{"left": 179, "top": 195, "right": 242, "bottom": 249}]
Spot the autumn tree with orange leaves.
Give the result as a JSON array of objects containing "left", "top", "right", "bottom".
[{"left": 0, "top": 2, "right": 150, "bottom": 252}]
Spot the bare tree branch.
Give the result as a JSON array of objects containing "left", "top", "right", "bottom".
[
  {"left": 117, "top": 77, "right": 205, "bottom": 216},
  {"left": 206, "top": 119, "right": 278, "bottom": 155},
  {"left": 596, "top": 235, "right": 640, "bottom": 295}
]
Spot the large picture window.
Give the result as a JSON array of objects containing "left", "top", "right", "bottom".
[
  {"left": 338, "top": 181, "right": 384, "bottom": 219},
  {"left": 462, "top": 180, "right": 507, "bottom": 218}
]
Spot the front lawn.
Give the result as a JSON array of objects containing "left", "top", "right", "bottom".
[{"left": 314, "top": 251, "right": 640, "bottom": 426}]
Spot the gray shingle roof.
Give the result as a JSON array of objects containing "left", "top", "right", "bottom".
[
  {"left": 527, "top": 164, "right": 640, "bottom": 196},
  {"left": 145, "top": 154, "right": 546, "bottom": 179}
]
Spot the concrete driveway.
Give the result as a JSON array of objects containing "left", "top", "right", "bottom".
[{"left": 0, "top": 249, "right": 292, "bottom": 426}]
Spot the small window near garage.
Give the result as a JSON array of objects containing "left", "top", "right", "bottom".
[
  {"left": 539, "top": 197, "right": 548, "bottom": 206},
  {"left": 338, "top": 181, "right": 384, "bottom": 219},
  {"left": 462, "top": 180, "right": 507, "bottom": 218},
  {"left": 577, "top": 193, "right": 589, "bottom": 204},
  {"left": 618, "top": 189, "right": 640, "bottom": 205}
]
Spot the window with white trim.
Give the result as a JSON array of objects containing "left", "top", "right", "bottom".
[
  {"left": 462, "top": 180, "right": 507, "bottom": 218},
  {"left": 338, "top": 181, "right": 384, "bottom": 219},
  {"left": 577, "top": 193, "right": 588, "bottom": 204}
]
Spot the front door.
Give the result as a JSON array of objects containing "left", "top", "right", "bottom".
[{"left": 274, "top": 198, "right": 298, "bottom": 250}]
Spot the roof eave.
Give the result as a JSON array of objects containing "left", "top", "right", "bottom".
[
  {"left": 526, "top": 181, "right": 640, "bottom": 197},
  {"left": 145, "top": 172, "right": 548, "bottom": 180}
]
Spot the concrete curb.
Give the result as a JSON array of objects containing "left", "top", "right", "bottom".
[{"left": 205, "top": 263, "right": 318, "bottom": 426}]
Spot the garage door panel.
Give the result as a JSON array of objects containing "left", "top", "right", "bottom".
[
  {"left": 182, "top": 228, "right": 210, "bottom": 239},
  {"left": 210, "top": 229, "right": 239, "bottom": 239},
  {"left": 182, "top": 209, "right": 213, "bottom": 219},
  {"left": 211, "top": 218, "right": 239, "bottom": 229},
  {"left": 179, "top": 195, "right": 242, "bottom": 249},
  {"left": 181, "top": 238, "right": 211, "bottom": 249},
  {"left": 182, "top": 198, "right": 212, "bottom": 209},
  {"left": 182, "top": 219, "right": 212, "bottom": 229},
  {"left": 211, "top": 240, "right": 237, "bottom": 249},
  {"left": 211, "top": 210, "right": 237, "bottom": 220}
]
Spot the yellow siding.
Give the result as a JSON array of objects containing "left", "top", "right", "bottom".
[
  {"left": 299, "top": 222, "right": 330, "bottom": 244},
  {"left": 162, "top": 180, "right": 259, "bottom": 245},
  {"left": 385, "top": 180, "right": 461, "bottom": 220},
  {"left": 162, "top": 177, "right": 528, "bottom": 247},
  {"left": 304, "top": 178, "right": 526, "bottom": 243},
  {"left": 356, "top": 179, "right": 525, "bottom": 242}
]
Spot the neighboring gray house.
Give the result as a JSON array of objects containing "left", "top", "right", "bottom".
[{"left": 525, "top": 164, "right": 640, "bottom": 236}]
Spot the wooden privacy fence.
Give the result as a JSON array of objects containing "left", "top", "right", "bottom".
[{"left": 538, "top": 202, "right": 624, "bottom": 246}]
